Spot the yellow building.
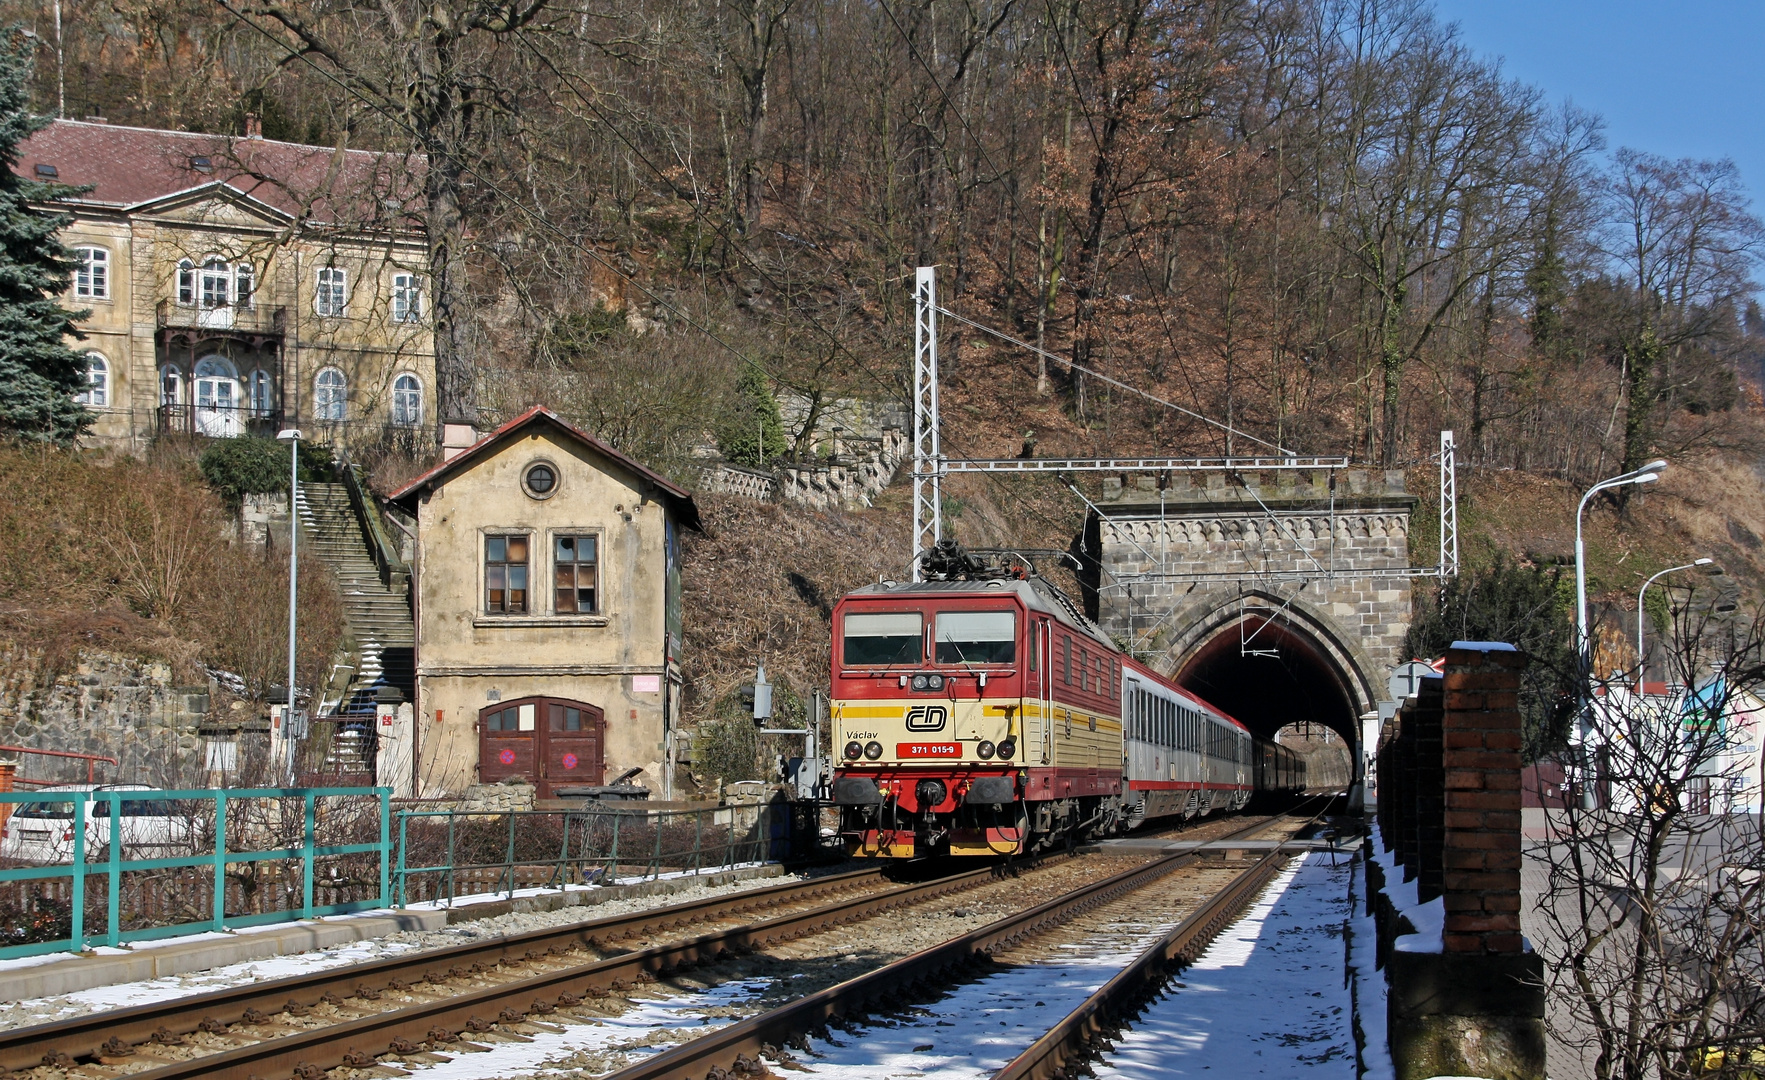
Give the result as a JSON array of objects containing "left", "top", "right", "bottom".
[
  {"left": 14, "top": 119, "right": 434, "bottom": 449},
  {"left": 388, "top": 407, "right": 700, "bottom": 799}
]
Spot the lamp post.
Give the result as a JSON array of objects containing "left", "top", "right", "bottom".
[
  {"left": 277, "top": 428, "right": 303, "bottom": 784},
  {"left": 1576, "top": 460, "right": 1666, "bottom": 679},
  {"left": 1572, "top": 460, "right": 1665, "bottom": 808},
  {"left": 1636, "top": 558, "right": 1714, "bottom": 691}
]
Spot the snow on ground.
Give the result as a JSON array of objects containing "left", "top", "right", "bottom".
[
  {"left": 777, "top": 853, "right": 1359, "bottom": 1080},
  {"left": 0, "top": 868, "right": 811, "bottom": 1029},
  {"left": 1093, "top": 854, "right": 1359, "bottom": 1080}
]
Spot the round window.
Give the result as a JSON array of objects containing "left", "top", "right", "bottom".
[{"left": 523, "top": 461, "right": 558, "bottom": 499}]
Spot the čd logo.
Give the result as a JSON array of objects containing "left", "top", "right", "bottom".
[{"left": 905, "top": 705, "right": 949, "bottom": 732}]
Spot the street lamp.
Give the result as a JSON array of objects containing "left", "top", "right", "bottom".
[
  {"left": 1576, "top": 460, "right": 1666, "bottom": 674},
  {"left": 277, "top": 428, "right": 302, "bottom": 785},
  {"left": 1572, "top": 460, "right": 1664, "bottom": 808},
  {"left": 1636, "top": 558, "right": 1715, "bottom": 690}
]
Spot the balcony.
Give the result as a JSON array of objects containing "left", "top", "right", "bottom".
[
  {"left": 157, "top": 300, "right": 286, "bottom": 349},
  {"left": 156, "top": 403, "right": 284, "bottom": 440}
]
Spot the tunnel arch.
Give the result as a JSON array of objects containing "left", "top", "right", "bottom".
[{"left": 1156, "top": 591, "right": 1380, "bottom": 764}]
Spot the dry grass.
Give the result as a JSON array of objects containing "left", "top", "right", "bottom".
[{"left": 0, "top": 445, "right": 346, "bottom": 701}]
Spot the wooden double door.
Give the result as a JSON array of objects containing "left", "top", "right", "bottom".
[{"left": 479, "top": 696, "right": 606, "bottom": 796}]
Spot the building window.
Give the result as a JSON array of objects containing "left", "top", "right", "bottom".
[
  {"left": 314, "top": 367, "right": 346, "bottom": 421},
  {"left": 315, "top": 266, "right": 347, "bottom": 317},
  {"left": 199, "top": 257, "right": 231, "bottom": 309},
  {"left": 554, "top": 535, "right": 598, "bottom": 614},
  {"left": 160, "top": 364, "right": 183, "bottom": 405},
  {"left": 522, "top": 461, "right": 558, "bottom": 500},
  {"left": 248, "top": 369, "right": 274, "bottom": 418},
  {"left": 235, "top": 264, "right": 254, "bottom": 309},
  {"left": 176, "top": 259, "right": 195, "bottom": 305},
  {"left": 76, "top": 353, "right": 108, "bottom": 407},
  {"left": 485, "top": 534, "right": 530, "bottom": 614},
  {"left": 392, "top": 273, "right": 422, "bottom": 323},
  {"left": 390, "top": 373, "right": 422, "bottom": 427},
  {"left": 74, "top": 247, "right": 108, "bottom": 299}
]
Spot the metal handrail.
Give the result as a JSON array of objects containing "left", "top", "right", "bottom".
[
  {"left": 0, "top": 786, "right": 389, "bottom": 958},
  {"left": 0, "top": 745, "right": 118, "bottom": 784}
]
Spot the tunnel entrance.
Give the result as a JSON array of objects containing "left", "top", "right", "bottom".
[{"left": 1174, "top": 615, "right": 1362, "bottom": 749}]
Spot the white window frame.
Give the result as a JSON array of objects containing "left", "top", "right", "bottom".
[
  {"left": 392, "top": 272, "right": 422, "bottom": 323},
  {"left": 390, "top": 372, "right": 422, "bottom": 427},
  {"left": 234, "top": 263, "right": 254, "bottom": 310},
  {"left": 248, "top": 369, "right": 274, "bottom": 417},
  {"left": 176, "top": 259, "right": 195, "bottom": 306},
  {"left": 198, "top": 257, "right": 231, "bottom": 310},
  {"left": 76, "top": 353, "right": 108, "bottom": 407},
  {"left": 74, "top": 246, "right": 109, "bottom": 300},
  {"left": 160, "top": 364, "right": 183, "bottom": 405},
  {"left": 315, "top": 266, "right": 347, "bottom": 317},
  {"left": 314, "top": 367, "right": 347, "bottom": 422}
]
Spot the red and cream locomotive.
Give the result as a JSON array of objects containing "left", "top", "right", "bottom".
[{"left": 830, "top": 547, "right": 1303, "bottom": 857}]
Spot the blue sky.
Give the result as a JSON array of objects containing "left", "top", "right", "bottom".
[{"left": 1430, "top": 0, "right": 1765, "bottom": 207}]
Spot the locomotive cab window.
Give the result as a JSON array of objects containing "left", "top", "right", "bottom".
[
  {"left": 934, "top": 610, "right": 1016, "bottom": 664},
  {"left": 843, "top": 612, "right": 923, "bottom": 665}
]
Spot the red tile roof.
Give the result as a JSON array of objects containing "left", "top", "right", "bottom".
[
  {"left": 388, "top": 406, "right": 701, "bottom": 530},
  {"left": 15, "top": 120, "right": 423, "bottom": 228}
]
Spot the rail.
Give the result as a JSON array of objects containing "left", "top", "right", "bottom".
[
  {"left": 993, "top": 800, "right": 1335, "bottom": 1079},
  {"left": 8, "top": 856, "right": 1068, "bottom": 1078},
  {"left": 0, "top": 786, "right": 389, "bottom": 958},
  {"left": 340, "top": 462, "right": 410, "bottom": 593},
  {"left": 602, "top": 814, "right": 1297, "bottom": 1080},
  {"left": 0, "top": 744, "right": 118, "bottom": 784},
  {"left": 392, "top": 802, "right": 808, "bottom": 905}
]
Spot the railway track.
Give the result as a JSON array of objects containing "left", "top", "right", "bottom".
[
  {"left": 0, "top": 842, "right": 1145, "bottom": 1078},
  {"left": 599, "top": 807, "right": 1322, "bottom": 1080},
  {"left": 0, "top": 806, "right": 1314, "bottom": 1080}
]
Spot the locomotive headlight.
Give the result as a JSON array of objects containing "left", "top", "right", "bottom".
[
  {"left": 928, "top": 673, "right": 945, "bottom": 690},
  {"left": 911, "top": 674, "right": 929, "bottom": 691},
  {"left": 844, "top": 740, "right": 864, "bottom": 760},
  {"left": 996, "top": 738, "right": 1016, "bottom": 760},
  {"left": 863, "top": 741, "right": 884, "bottom": 760},
  {"left": 976, "top": 740, "right": 996, "bottom": 760}
]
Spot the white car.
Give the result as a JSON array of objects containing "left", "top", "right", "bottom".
[{"left": 0, "top": 786, "right": 197, "bottom": 864}]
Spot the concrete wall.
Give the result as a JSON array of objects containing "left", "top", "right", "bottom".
[{"left": 410, "top": 429, "right": 677, "bottom": 796}]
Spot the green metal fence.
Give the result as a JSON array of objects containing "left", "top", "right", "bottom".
[{"left": 0, "top": 787, "right": 390, "bottom": 959}]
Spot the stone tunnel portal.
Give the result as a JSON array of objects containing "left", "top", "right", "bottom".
[{"left": 1174, "top": 615, "right": 1363, "bottom": 752}]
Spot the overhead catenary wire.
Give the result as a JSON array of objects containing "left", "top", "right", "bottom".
[{"left": 935, "top": 303, "right": 1294, "bottom": 455}]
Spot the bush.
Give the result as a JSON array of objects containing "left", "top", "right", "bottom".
[
  {"left": 198, "top": 437, "right": 332, "bottom": 505},
  {"left": 1405, "top": 554, "right": 1578, "bottom": 759}
]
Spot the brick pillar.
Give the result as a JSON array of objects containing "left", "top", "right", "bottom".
[
  {"left": 1411, "top": 675, "right": 1446, "bottom": 902},
  {"left": 1381, "top": 642, "right": 1544, "bottom": 1080},
  {"left": 0, "top": 762, "right": 13, "bottom": 830},
  {"left": 1441, "top": 644, "right": 1526, "bottom": 954}
]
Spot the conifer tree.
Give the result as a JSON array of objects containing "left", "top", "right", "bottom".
[
  {"left": 0, "top": 28, "right": 90, "bottom": 445},
  {"left": 717, "top": 367, "right": 788, "bottom": 468}
]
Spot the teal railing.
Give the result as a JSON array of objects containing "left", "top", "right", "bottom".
[{"left": 0, "top": 786, "right": 390, "bottom": 959}]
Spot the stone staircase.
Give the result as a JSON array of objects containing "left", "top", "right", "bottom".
[{"left": 296, "top": 482, "right": 415, "bottom": 765}]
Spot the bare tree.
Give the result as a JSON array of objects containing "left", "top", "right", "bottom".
[
  {"left": 1535, "top": 603, "right": 1765, "bottom": 1080},
  {"left": 228, "top": 0, "right": 554, "bottom": 438},
  {"left": 1599, "top": 151, "right": 1765, "bottom": 478}
]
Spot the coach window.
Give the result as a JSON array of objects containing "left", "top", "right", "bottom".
[
  {"left": 842, "top": 612, "right": 922, "bottom": 666},
  {"left": 935, "top": 611, "right": 1016, "bottom": 664}
]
